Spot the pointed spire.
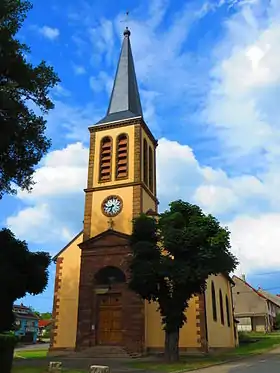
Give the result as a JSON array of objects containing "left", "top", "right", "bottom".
[{"left": 97, "top": 27, "right": 143, "bottom": 124}]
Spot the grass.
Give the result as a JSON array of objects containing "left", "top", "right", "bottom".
[
  {"left": 127, "top": 332, "right": 280, "bottom": 372},
  {"left": 14, "top": 349, "right": 48, "bottom": 359},
  {"left": 12, "top": 369, "right": 85, "bottom": 373}
]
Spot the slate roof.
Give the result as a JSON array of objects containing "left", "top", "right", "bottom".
[
  {"left": 258, "top": 289, "right": 280, "bottom": 308},
  {"left": 13, "top": 304, "right": 39, "bottom": 320},
  {"left": 96, "top": 27, "right": 143, "bottom": 125}
]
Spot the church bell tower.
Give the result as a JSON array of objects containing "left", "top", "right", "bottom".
[{"left": 83, "top": 27, "right": 158, "bottom": 241}]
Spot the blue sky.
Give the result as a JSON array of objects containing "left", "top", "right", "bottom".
[{"left": 3, "top": 0, "right": 280, "bottom": 312}]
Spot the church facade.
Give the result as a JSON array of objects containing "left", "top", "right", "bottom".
[{"left": 50, "top": 28, "right": 238, "bottom": 356}]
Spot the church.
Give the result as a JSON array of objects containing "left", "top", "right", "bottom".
[{"left": 50, "top": 27, "right": 238, "bottom": 356}]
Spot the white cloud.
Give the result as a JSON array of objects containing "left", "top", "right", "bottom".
[
  {"left": 39, "top": 26, "right": 60, "bottom": 40},
  {"left": 228, "top": 214, "right": 280, "bottom": 273},
  {"left": 73, "top": 65, "right": 86, "bottom": 75},
  {"left": 18, "top": 143, "right": 88, "bottom": 201},
  {"left": 204, "top": 1, "right": 280, "bottom": 164}
]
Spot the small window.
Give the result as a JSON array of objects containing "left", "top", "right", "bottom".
[
  {"left": 99, "top": 136, "right": 112, "bottom": 181},
  {"left": 143, "top": 139, "right": 148, "bottom": 185},
  {"left": 148, "top": 146, "right": 154, "bottom": 192},
  {"left": 219, "top": 289, "right": 224, "bottom": 325},
  {"left": 211, "top": 281, "right": 217, "bottom": 322},
  {"left": 226, "top": 295, "right": 231, "bottom": 327},
  {"left": 116, "top": 134, "right": 128, "bottom": 179}
]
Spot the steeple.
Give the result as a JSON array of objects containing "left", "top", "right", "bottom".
[{"left": 97, "top": 27, "right": 143, "bottom": 125}]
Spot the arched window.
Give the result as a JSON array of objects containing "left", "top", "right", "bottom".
[
  {"left": 116, "top": 134, "right": 128, "bottom": 179},
  {"left": 99, "top": 136, "right": 112, "bottom": 181},
  {"left": 143, "top": 139, "right": 148, "bottom": 185},
  {"left": 94, "top": 266, "right": 126, "bottom": 286},
  {"left": 211, "top": 281, "right": 217, "bottom": 322},
  {"left": 226, "top": 295, "right": 231, "bottom": 327},
  {"left": 219, "top": 289, "right": 224, "bottom": 325},
  {"left": 148, "top": 146, "right": 154, "bottom": 192}
]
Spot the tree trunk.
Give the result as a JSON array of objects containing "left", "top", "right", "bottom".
[{"left": 164, "top": 328, "right": 179, "bottom": 362}]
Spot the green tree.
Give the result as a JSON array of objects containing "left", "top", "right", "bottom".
[
  {"left": 40, "top": 312, "right": 52, "bottom": 320},
  {"left": 129, "top": 200, "right": 238, "bottom": 362},
  {"left": 0, "top": 0, "right": 60, "bottom": 198},
  {"left": 0, "top": 228, "right": 51, "bottom": 333}
]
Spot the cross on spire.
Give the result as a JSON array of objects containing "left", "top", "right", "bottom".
[{"left": 120, "top": 11, "right": 130, "bottom": 26}]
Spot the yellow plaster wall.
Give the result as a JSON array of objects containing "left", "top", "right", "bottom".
[
  {"left": 145, "top": 297, "right": 200, "bottom": 349},
  {"left": 92, "top": 125, "right": 135, "bottom": 187},
  {"left": 141, "top": 129, "right": 156, "bottom": 185},
  {"left": 54, "top": 233, "right": 82, "bottom": 348},
  {"left": 142, "top": 189, "right": 157, "bottom": 213},
  {"left": 90, "top": 186, "right": 133, "bottom": 237},
  {"left": 205, "top": 275, "right": 235, "bottom": 348}
]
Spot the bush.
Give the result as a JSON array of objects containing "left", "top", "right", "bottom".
[{"left": 0, "top": 333, "right": 18, "bottom": 373}]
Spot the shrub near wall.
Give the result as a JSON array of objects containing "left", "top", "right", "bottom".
[{"left": 0, "top": 333, "right": 18, "bottom": 373}]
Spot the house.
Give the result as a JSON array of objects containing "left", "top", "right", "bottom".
[
  {"left": 50, "top": 27, "right": 238, "bottom": 356},
  {"left": 38, "top": 320, "right": 52, "bottom": 338},
  {"left": 13, "top": 304, "right": 39, "bottom": 343},
  {"left": 232, "top": 275, "right": 280, "bottom": 332}
]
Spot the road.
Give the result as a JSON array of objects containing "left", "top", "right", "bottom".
[
  {"left": 193, "top": 348, "right": 280, "bottom": 372},
  {"left": 15, "top": 343, "right": 49, "bottom": 351}
]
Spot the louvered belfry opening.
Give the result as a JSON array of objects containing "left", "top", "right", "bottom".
[
  {"left": 99, "top": 136, "right": 112, "bottom": 181},
  {"left": 148, "top": 146, "right": 154, "bottom": 192},
  {"left": 143, "top": 139, "right": 148, "bottom": 185},
  {"left": 116, "top": 134, "right": 128, "bottom": 179}
]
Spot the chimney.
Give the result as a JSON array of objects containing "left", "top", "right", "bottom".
[{"left": 241, "top": 274, "right": 246, "bottom": 282}]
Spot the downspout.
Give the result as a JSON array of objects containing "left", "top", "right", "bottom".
[
  {"left": 203, "top": 291, "right": 209, "bottom": 352},
  {"left": 230, "top": 283, "right": 236, "bottom": 345}
]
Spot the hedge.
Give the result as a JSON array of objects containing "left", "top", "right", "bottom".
[{"left": 0, "top": 333, "right": 18, "bottom": 373}]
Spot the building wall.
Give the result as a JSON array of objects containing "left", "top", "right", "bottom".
[
  {"left": 142, "top": 189, "right": 157, "bottom": 213},
  {"left": 15, "top": 318, "right": 39, "bottom": 343},
  {"left": 205, "top": 275, "right": 236, "bottom": 348},
  {"left": 89, "top": 186, "right": 134, "bottom": 237},
  {"left": 232, "top": 276, "right": 268, "bottom": 317},
  {"left": 252, "top": 316, "right": 266, "bottom": 332},
  {"left": 145, "top": 297, "right": 200, "bottom": 350},
  {"left": 51, "top": 232, "right": 82, "bottom": 349}
]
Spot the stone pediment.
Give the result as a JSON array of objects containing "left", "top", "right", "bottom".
[{"left": 79, "top": 229, "right": 130, "bottom": 250}]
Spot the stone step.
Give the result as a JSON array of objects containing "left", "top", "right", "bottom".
[{"left": 73, "top": 345, "right": 131, "bottom": 358}]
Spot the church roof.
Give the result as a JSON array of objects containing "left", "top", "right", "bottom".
[{"left": 96, "top": 27, "right": 143, "bottom": 125}]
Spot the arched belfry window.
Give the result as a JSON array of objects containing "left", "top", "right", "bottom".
[
  {"left": 226, "top": 295, "right": 231, "bottom": 327},
  {"left": 99, "top": 136, "right": 112, "bottom": 181},
  {"left": 148, "top": 146, "right": 154, "bottom": 192},
  {"left": 211, "top": 281, "right": 217, "bottom": 322},
  {"left": 116, "top": 134, "right": 128, "bottom": 179},
  {"left": 143, "top": 139, "right": 148, "bottom": 185},
  {"left": 219, "top": 289, "right": 224, "bottom": 325},
  {"left": 94, "top": 266, "right": 126, "bottom": 286}
]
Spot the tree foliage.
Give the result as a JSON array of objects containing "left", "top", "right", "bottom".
[
  {"left": 0, "top": 228, "right": 51, "bottom": 333},
  {"left": 0, "top": 0, "right": 60, "bottom": 198},
  {"left": 129, "top": 200, "right": 238, "bottom": 361}
]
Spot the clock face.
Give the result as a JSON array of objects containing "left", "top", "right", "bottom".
[{"left": 102, "top": 195, "right": 123, "bottom": 217}]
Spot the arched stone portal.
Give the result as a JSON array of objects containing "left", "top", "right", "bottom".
[
  {"left": 94, "top": 266, "right": 126, "bottom": 287},
  {"left": 76, "top": 229, "right": 145, "bottom": 354}
]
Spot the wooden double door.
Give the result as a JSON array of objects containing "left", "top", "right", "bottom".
[{"left": 97, "top": 293, "right": 122, "bottom": 345}]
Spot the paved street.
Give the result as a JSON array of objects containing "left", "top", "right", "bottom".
[
  {"left": 15, "top": 342, "right": 49, "bottom": 351},
  {"left": 193, "top": 348, "right": 280, "bottom": 372}
]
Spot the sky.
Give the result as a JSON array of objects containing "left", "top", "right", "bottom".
[{"left": 3, "top": 0, "right": 280, "bottom": 312}]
